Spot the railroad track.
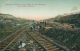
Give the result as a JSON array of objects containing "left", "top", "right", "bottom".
[
  {"left": 0, "top": 22, "right": 30, "bottom": 51},
  {"left": 0, "top": 23, "right": 28, "bottom": 41},
  {"left": 26, "top": 30, "right": 69, "bottom": 51},
  {"left": 0, "top": 27, "right": 26, "bottom": 51}
]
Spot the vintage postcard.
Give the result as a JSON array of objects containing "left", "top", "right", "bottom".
[{"left": 0, "top": 0, "right": 80, "bottom": 51}]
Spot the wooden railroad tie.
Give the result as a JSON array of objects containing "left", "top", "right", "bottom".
[{"left": 1, "top": 31, "right": 13, "bottom": 33}]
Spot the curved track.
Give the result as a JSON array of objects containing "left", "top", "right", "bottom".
[{"left": 26, "top": 30, "right": 69, "bottom": 51}]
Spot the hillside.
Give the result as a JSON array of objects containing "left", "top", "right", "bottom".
[
  {"left": 54, "top": 14, "right": 80, "bottom": 25},
  {"left": 40, "top": 13, "right": 80, "bottom": 51},
  {"left": 0, "top": 13, "right": 30, "bottom": 30},
  {"left": 0, "top": 13, "right": 32, "bottom": 41},
  {"left": 45, "top": 13, "right": 80, "bottom": 26},
  {"left": 40, "top": 25, "right": 80, "bottom": 51}
]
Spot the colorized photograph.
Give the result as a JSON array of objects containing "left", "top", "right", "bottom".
[{"left": 0, "top": 0, "right": 80, "bottom": 51}]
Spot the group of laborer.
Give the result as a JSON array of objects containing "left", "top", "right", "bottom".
[{"left": 30, "top": 25, "right": 40, "bottom": 32}]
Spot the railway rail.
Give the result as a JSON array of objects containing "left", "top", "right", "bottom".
[
  {"left": 0, "top": 23, "right": 28, "bottom": 41},
  {"left": 0, "top": 25, "right": 27, "bottom": 51},
  {"left": 0, "top": 21, "right": 69, "bottom": 51},
  {"left": 26, "top": 30, "right": 69, "bottom": 51}
]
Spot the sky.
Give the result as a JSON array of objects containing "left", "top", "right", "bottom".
[{"left": 0, "top": 0, "right": 80, "bottom": 21}]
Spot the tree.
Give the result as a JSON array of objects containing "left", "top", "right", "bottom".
[{"left": 71, "top": 7, "right": 77, "bottom": 13}]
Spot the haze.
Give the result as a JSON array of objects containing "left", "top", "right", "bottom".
[{"left": 0, "top": 0, "right": 80, "bottom": 21}]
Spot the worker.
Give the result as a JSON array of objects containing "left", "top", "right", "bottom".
[
  {"left": 30, "top": 26, "right": 33, "bottom": 31},
  {"left": 38, "top": 26, "right": 40, "bottom": 32},
  {"left": 20, "top": 40, "right": 22, "bottom": 48}
]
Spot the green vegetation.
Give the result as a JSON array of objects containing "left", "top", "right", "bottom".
[
  {"left": 53, "top": 14, "right": 80, "bottom": 26},
  {"left": 45, "top": 13, "right": 80, "bottom": 26},
  {"left": 41, "top": 13, "right": 80, "bottom": 51},
  {"left": 0, "top": 13, "right": 30, "bottom": 29},
  {"left": 40, "top": 27, "right": 80, "bottom": 51},
  {"left": 0, "top": 13, "right": 31, "bottom": 41}
]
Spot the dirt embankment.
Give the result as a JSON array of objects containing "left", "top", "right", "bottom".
[{"left": 39, "top": 25, "right": 80, "bottom": 51}]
